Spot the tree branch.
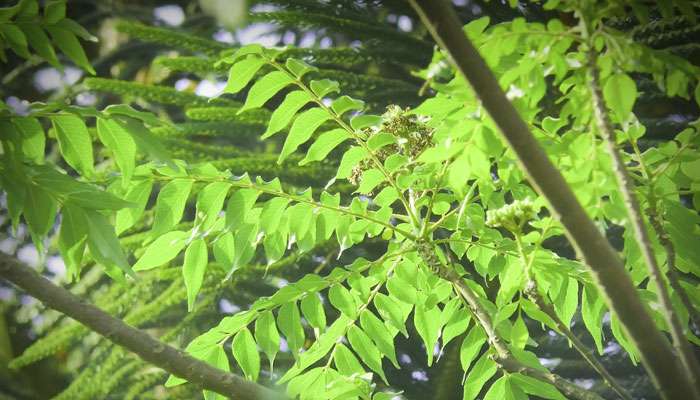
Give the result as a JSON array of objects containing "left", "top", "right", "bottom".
[
  {"left": 0, "top": 252, "right": 283, "bottom": 400},
  {"left": 416, "top": 242, "right": 604, "bottom": 400},
  {"left": 587, "top": 50, "right": 700, "bottom": 394},
  {"left": 407, "top": 1, "right": 697, "bottom": 399}
]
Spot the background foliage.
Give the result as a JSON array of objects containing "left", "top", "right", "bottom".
[{"left": 1, "top": 0, "right": 699, "bottom": 399}]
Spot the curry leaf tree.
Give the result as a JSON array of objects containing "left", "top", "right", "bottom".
[{"left": 1, "top": 0, "right": 700, "bottom": 399}]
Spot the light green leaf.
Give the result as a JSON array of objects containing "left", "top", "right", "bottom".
[
  {"left": 310, "top": 79, "right": 339, "bottom": 97},
  {"left": 225, "top": 188, "right": 259, "bottom": 231},
  {"left": 286, "top": 203, "right": 314, "bottom": 242},
  {"left": 347, "top": 325, "right": 388, "bottom": 384},
  {"left": 460, "top": 327, "right": 486, "bottom": 372},
  {"left": 277, "top": 301, "right": 305, "bottom": 357},
  {"left": 224, "top": 56, "right": 265, "bottom": 94},
  {"left": 85, "top": 209, "right": 134, "bottom": 279},
  {"left": 336, "top": 146, "right": 368, "bottom": 179},
  {"left": 350, "top": 114, "right": 381, "bottom": 130},
  {"left": 356, "top": 169, "right": 384, "bottom": 194},
  {"left": 58, "top": 203, "right": 88, "bottom": 280},
  {"left": 213, "top": 232, "right": 234, "bottom": 268},
  {"left": 133, "top": 230, "right": 189, "bottom": 271},
  {"left": 463, "top": 354, "right": 497, "bottom": 400},
  {"left": 511, "top": 373, "right": 566, "bottom": 400},
  {"left": 300, "top": 293, "right": 326, "bottom": 330},
  {"left": 12, "top": 117, "right": 45, "bottom": 163},
  {"left": 23, "top": 183, "right": 56, "bottom": 248},
  {"left": 328, "top": 284, "right": 358, "bottom": 318},
  {"left": 278, "top": 107, "right": 331, "bottom": 163},
  {"left": 151, "top": 179, "right": 193, "bottom": 237},
  {"left": 260, "top": 197, "right": 290, "bottom": 235},
  {"left": 115, "top": 179, "right": 152, "bottom": 235},
  {"left": 239, "top": 71, "right": 294, "bottom": 113},
  {"left": 97, "top": 117, "right": 136, "bottom": 185},
  {"left": 582, "top": 284, "right": 605, "bottom": 354},
  {"left": 414, "top": 302, "right": 442, "bottom": 366},
  {"left": 232, "top": 328, "right": 260, "bottom": 381},
  {"left": 387, "top": 276, "right": 417, "bottom": 305},
  {"left": 52, "top": 114, "right": 94, "bottom": 176},
  {"left": 360, "top": 310, "right": 399, "bottom": 368},
  {"left": 603, "top": 73, "right": 637, "bottom": 121},
  {"left": 483, "top": 376, "right": 507, "bottom": 400},
  {"left": 203, "top": 345, "right": 231, "bottom": 400},
  {"left": 333, "top": 343, "right": 364, "bottom": 376},
  {"left": 183, "top": 238, "right": 208, "bottom": 311},
  {"left": 511, "top": 315, "right": 528, "bottom": 349},
  {"left": 442, "top": 308, "right": 470, "bottom": 348},
  {"left": 285, "top": 58, "right": 317, "bottom": 78},
  {"left": 196, "top": 181, "right": 231, "bottom": 231},
  {"left": 367, "top": 133, "right": 396, "bottom": 151},
  {"left": 300, "top": 128, "right": 349, "bottom": 165},
  {"left": 263, "top": 90, "right": 313, "bottom": 139},
  {"left": 374, "top": 293, "right": 409, "bottom": 336},
  {"left": 45, "top": 26, "right": 95, "bottom": 74},
  {"left": 113, "top": 116, "right": 172, "bottom": 166},
  {"left": 0, "top": 24, "right": 29, "bottom": 57},
  {"left": 254, "top": 311, "right": 280, "bottom": 372},
  {"left": 331, "top": 96, "right": 364, "bottom": 116}
]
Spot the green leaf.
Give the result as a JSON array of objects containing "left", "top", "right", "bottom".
[
  {"left": 115, "top": 179, "right": 153, "bottom": 235},
  {"left": 262, "top": 91, "right": 313, "bottom": 139},
  {"left": 463, "top": 354, "right": 497, "bottom": 400},
  {"left": 260, "top": 197, "right": 290, "bottom": 235},
  {"left": 360, "top": 310, "right": 399, "bottom": 368},
  {"left": 511, "top": 315, "right": 528, "bottom": 349},
  {"left": 442, "top": 308, "right": 470, "bottom": 348},
  {"left": 213, "top": 232, "right": 234, "bottom": 268},
  {"left": 510, "top": 373, "right": 566, "bottom": 400},
  {"left": 183, "top": 238, "right": 208, "bottom": 311},
  {"left": 328, "top": 284, "right": 358, "bottom": 318},
  {"left": 300, "top": 293, "right": 326, "bottom": 330},
  {"left": 483, "top": 376, "right": 507, "bottom": 400},
  {"left": 374, "top": 293, "right": 409, "bottom": 336},
  {"left": 286, "top": 203, "right": 314, "bottom": 242},
  {"left": 24, "top": 184, "right": 57, "bottom": 245},
  {"left": 12, "top": 117, "right": 45, "bottom": 163},
  {"left": 387, "top": 276, "right": 417, "bottom": 304},
  {"left": 310, "top": 79, "right": 340, "bottom": 97},
  {"left": 460, "top": 327, "right": 486, "bottom": 372},
  {"left": 347, "top": 325, "right": 387, "bottom": 384},
  {"left": 0, "top": 24, "right": 29, "bottom": 58},
  {"left": 97, "top": 117, "right": 136, "bottom": 185},
  {"left": 52, "top": 114, "right": 94, "bottom": 176},
  {"left": 254, "top": 311, "right": 280, "bottom": 372},
  {"left": 225, "top": 188, "right": 259, "bottom": 231},
  {"left": 300, "top": 128, "right": 349, "bottom": 165},
  {"left": 350, "top": 114, "right": 382, "bottom": 130},
  {"left": 19, "top": 24, "right": 59, "bottom": 67},
  {"left": 151, "top": 179, "right": 193, "bottom": 237},
  {"left": 239, "top": 71, "right": 294, "bottom": 113},
  {"left": 367, "top": 133, "right": 396, "bottom": 151},
  {"left": 196, "top": 181, "right": 231, "bottom": 231},
  {"left": 331, "top": 96, "right": 364, "bottom": 116},
  {"left": 113, "top": 116, "right": 172, "bottom": 166},
  {"left": 463, "top": 16, "right": 490, "bottom": 39},
  {"left": 414, "top": 302, "right": 442, "bottom": 366},
  {"left": 603, "top": 73, "right": 637, "bottom": 121},
  {"left": 285, "top": 58, "right": 317, "bottom": 78},
  {"left": 224, "top": 56, "right": 265, "bottom": 94},
  {"left": 232, "top": 328, "right": 260, "bottom": 381},
  {"left": 84, "top": 209, "right": 134, "bottom": 280},
  {"left": 45, "top": 26, "right": 95, "bottom": 74},
  {"left": 277, "top": 301, "right": 305, "bottom": 357},
  {"left": 133, "top": 230, "right": 189, "bottom": 271},
  {"left": 203, "top": 346, "right": 230, "bottom": 400},
  {"left": 44, "top": 0, "right": 66, "bottom": 23},
  {"left": 333, "top": 343, "right": 364, "bottom": 376},
  {"left": 582, "top": 284, "right": 605, "bottom": 354},
  {"left": 278, "top": 107, "right": 331, "bottom": 163},
  {"left": 336, "top": 146, "right": 368, "bottom": 179},
  {"left": 58, "top": 203, "right": 88, "bottom": 280},
  {"left": 356, "top": 169, "right": 384, "bottom": 194}
]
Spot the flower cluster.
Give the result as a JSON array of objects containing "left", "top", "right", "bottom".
[{"left": 485, "top": 199, "right": 537, "bottom": 232}]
